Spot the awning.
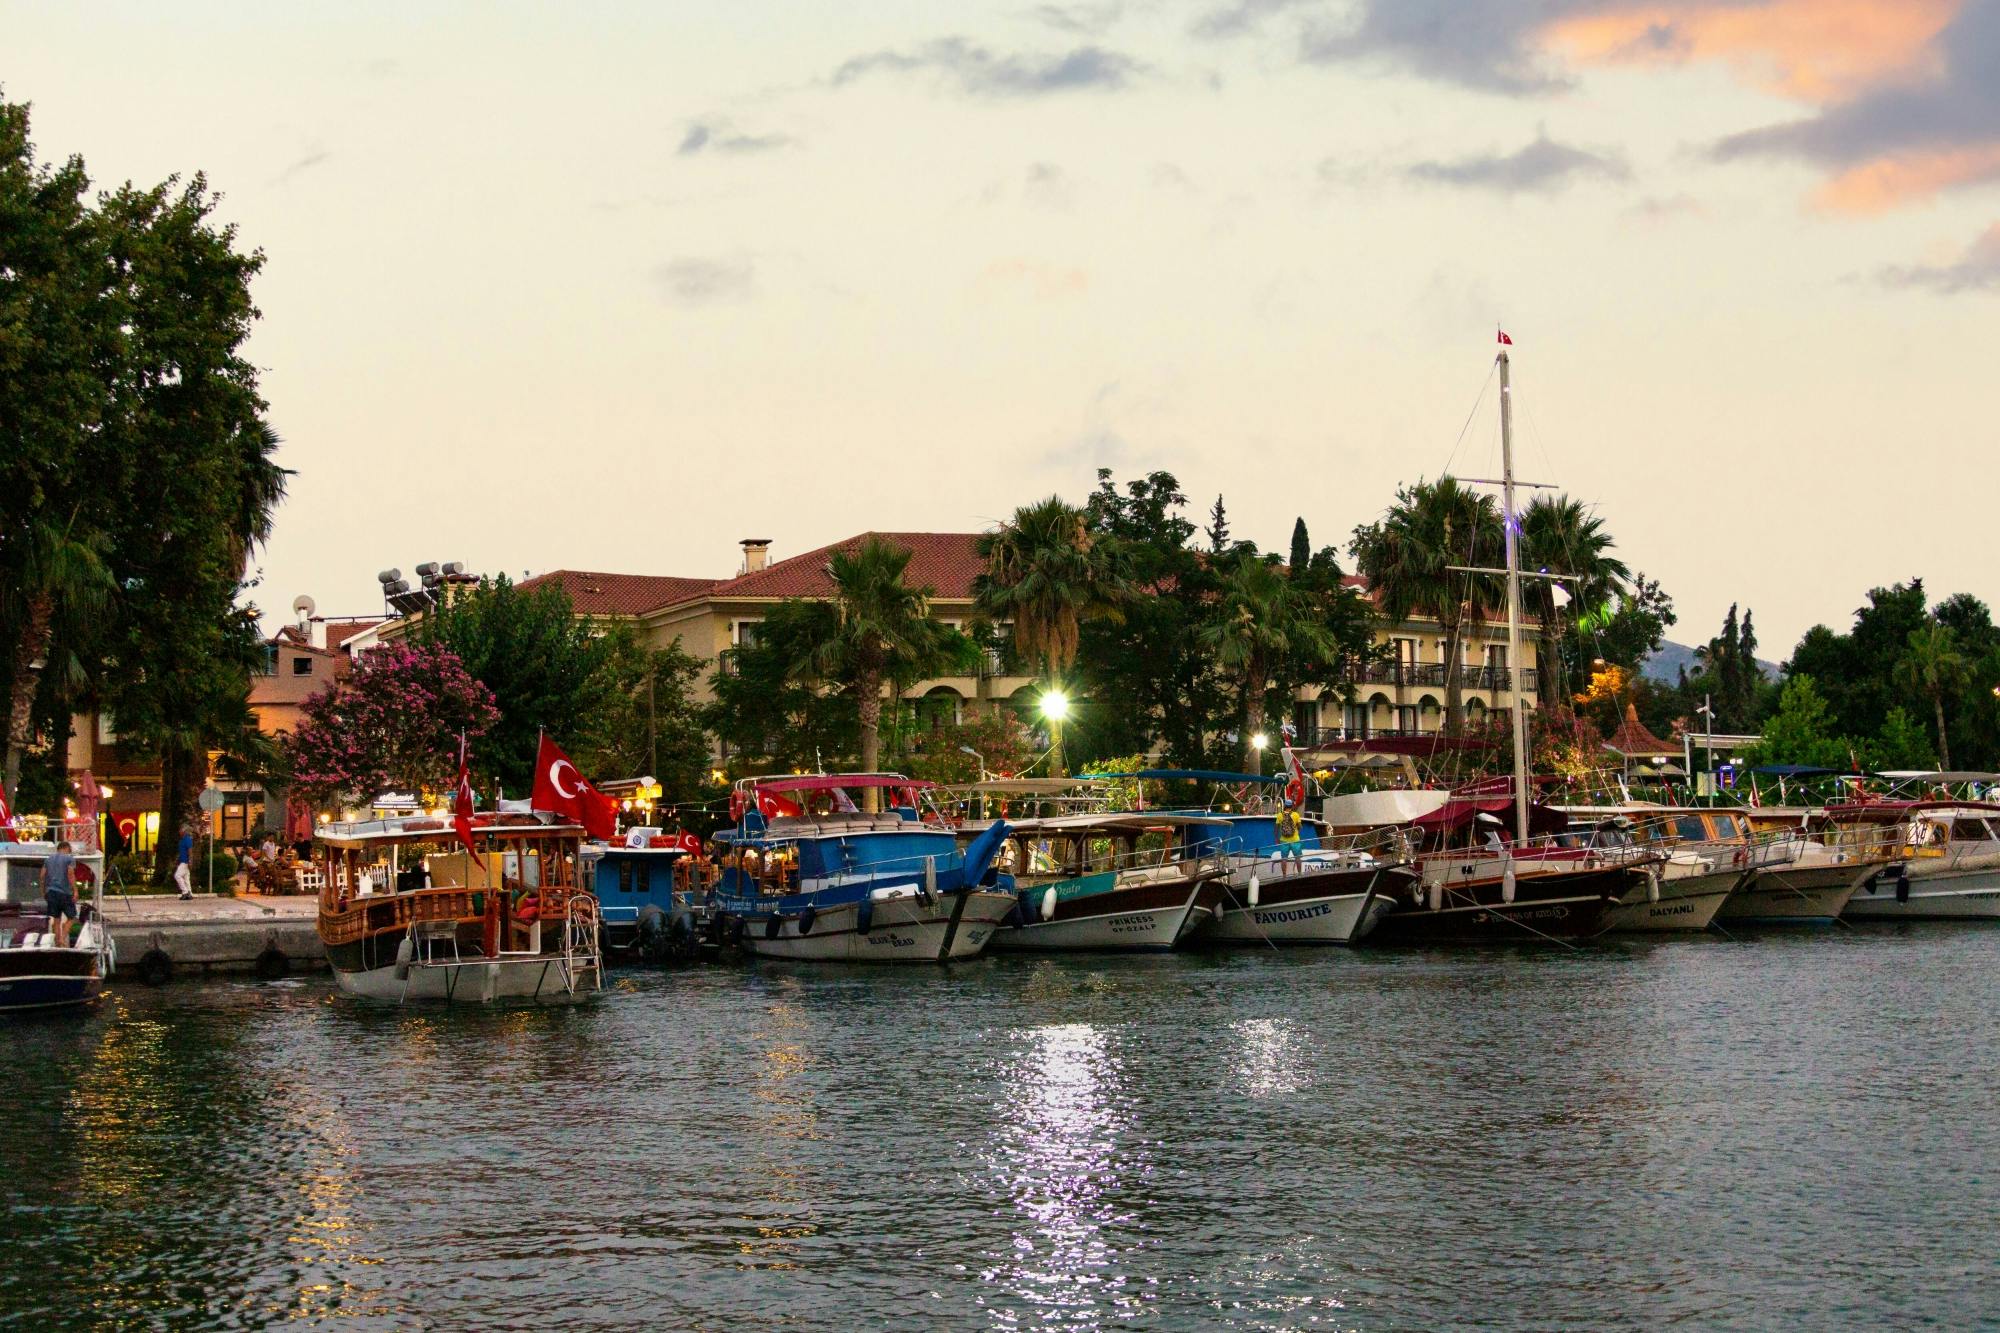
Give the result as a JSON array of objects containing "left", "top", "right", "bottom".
[
  {"left": 1409, "top": 798, "right": 1565, "bottom": 835},
  {"left": 748, "top": 774, "right": 936, "bottom": 794}
]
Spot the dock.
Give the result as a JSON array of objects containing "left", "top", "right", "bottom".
[{"left": 98, "top": 893, "right": 324, "bottom": 984}]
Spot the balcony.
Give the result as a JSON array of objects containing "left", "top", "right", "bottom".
[{"left": 1341, "top": 663, "right": 1536, "bottom": 693}]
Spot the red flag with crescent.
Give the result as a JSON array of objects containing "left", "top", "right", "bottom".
[
  {"left": 453, "top": 734, "right": 485, "bottom": 869},
  {"left": 531, "top": 734, "right": 618, "bottom": 839}
]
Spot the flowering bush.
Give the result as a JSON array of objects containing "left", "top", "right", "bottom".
[{"left": 282, "top": 642, "right": 498, "bottom": 805}]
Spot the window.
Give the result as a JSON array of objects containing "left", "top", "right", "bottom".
[
  {"left": 1674, "top": 816, "right": 1709, "bottom": 843},
  {"left": 291, "top": 655, "right": 315, "bottom": 677},
  {"left": 732, "top": 620, "right": 762, "bottom": 648},
  {"left": 258, "top": 644, "right": 278, "bottom": 676}
]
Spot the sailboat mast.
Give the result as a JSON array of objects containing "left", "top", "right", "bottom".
[{"left": 1498, "top": 349, "right": 1530, "bottom": 844}]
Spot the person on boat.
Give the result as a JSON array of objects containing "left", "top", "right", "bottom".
[
  {"left": 42, "top": 839, "right": 78, "bottom": 947},
  {"left": 1275, "top": 804, "right": 1304, "bottom": 875}
]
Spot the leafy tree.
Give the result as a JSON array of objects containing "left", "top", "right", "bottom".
[
  {"left": 975, "top": 496, "right": 1132, "bottom": 774},
  {"left": 1519, "top": 494, "right": 1628, "bottom": 705},
  {"left": 1196, "top": 557, "right": 1343, "bottom": 767},
  {"left": 707, "top": 599, "right": 859, "bottom": 774},
  {"left": 903, "top": 710, "right": 1037, "bottom": 786},
  {"left": 791, "top": 538, "right": 971, "bottom": 806},
  {"left": 282, "top": 642, "right": 499, "bottom": 805},
  {"left": 584, "top": 632, "right": 712, "bottom": 804},
  {"left": 1205, "top": 494, "right": 1231, "bottom": 554},
  {"left": 1743, "top": 674, "right": 1850, "bottom": 771},
  {"left": 417, "top": 574, "right": 673, "bottom": 793},
  {"left": 1789, "top": 581, "right": 1929, "bottom": 741},
  {"left": 1868, "top": 706, "right": 1935, "bottom": 772},
  {"left": 1894, "top": 623, "right": 1969, "bottom": 770},
  {"left": 1588, "top": 572, "right": 1676, "bottom": 674},
  {"left": 1350, "top": 477, "right": 1503, "bottom": 730}
]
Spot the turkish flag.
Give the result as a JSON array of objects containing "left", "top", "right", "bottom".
[
  {"left": 531, "top": 735, "right": 618, "bottom": 840},
  {"left": 1497, "top": 330, "right": 1513, "bottom": 345},
  {"left": 453, "top": 735, "right": 485, "bottom": 869}
]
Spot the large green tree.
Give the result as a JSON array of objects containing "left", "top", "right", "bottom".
[
  {"left": 793, "top": 538, "right": 971, "bottom": 807},
  {"left": 707, "top": 599, "right": 860, "bottom": 774},
  {"left": 974, "top": 495, "right": 1132, "bottom": 774},
  {"left": 1895, "top": 623, "right": 1969, "bottom": 771},
  {"left": 1197, "top": 555, "right": 1361, "bottom": 769},
  {"left": 1519, "top": 494, "right": 1628, "bottom": 706},
  {"left": 1349, "top": 477, "right": 1503, "bottom": 731}
]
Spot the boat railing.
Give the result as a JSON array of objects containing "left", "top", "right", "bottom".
[
  {"left": 1006, "top": 837, "right": 1224, "bottom": 885},
  {"left": 1193, "top": 824, "right": 1413, "bottom": 867},
  {"left": 1423, "top": 830, "right": 1659, "bottom": 876}
]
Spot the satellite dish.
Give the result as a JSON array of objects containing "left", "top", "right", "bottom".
[{"left": 292, "top": 593, "right": 317, "bottom": 623}]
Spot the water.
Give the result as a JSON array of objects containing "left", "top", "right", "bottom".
[{"left": 5, "top": 926, "right": 1996, "bottom": 1330}]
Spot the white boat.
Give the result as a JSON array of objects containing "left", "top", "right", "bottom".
[
  {"left": 985, "top": 814, "right": 1228, "bottom": 952},
  {"left": 314, "top": 814, "right": 603, "bottom": 1004},
  {"left": 1727, "top": 807, "right": 1909, "bottom": 924},
  {"left": 1, "top": 831, "right": 113, "bottom": 1012},
  {"left": 1559, "top": 808, "right": 1749, "bottom": 931},
  {"left": 1190, "top": 814, "right": 1414, "bottom": 945},
  {"left": 1837, "top": 801, "right": 2000, "bottom": 920}
]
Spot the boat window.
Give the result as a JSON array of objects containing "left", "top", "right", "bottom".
[
  {"left": 1952, "top": 819, "right": 1992, "bottom": 842},
  {"left": 618, "top": 861, "right": 634, "bottom": 894},
  {"left": 1674, "top": 816, "right": 1709, "bottom": 843}
]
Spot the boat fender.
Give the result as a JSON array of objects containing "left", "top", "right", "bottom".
[
  {"left": 798, "top": 905, "right": 817, "bottom": 936},
  {"left": 765, "top": 914, "right": 782, "bottom": 940},
  {"left": 1247, "top": 875, "right": 1260, "bottom": 909},
  {"left": 394, "top": 935, "right": 414, "bottom": 980},
  {"left": 1040, "top": 886, "right": 1058, "bottom": 922},
  {"left": 254, "top": 942, "right": 289, "bottom": 981},
  {"left": 856, "top": 896, "right": 874, "bottom": 934},
  {"left": 1895, "top": 865, "right": 1910, "bottom": 904},
  {"left": 730, "top": 915, "right": 747, "bottom": 947},
  {"left": 136, "top": 946, "right": 173, "bottom": 988}
]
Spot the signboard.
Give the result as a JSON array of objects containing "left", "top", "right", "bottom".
[{"left": 197, "top": 786, "right": 225, "bottom": 814}]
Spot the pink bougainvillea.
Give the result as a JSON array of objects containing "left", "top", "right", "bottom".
[{"left": 283, "top": 641, "right": 499, "bottom": 804}]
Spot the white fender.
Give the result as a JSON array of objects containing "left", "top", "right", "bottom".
[
  {"left": 1040, "top": 887, "right": 1058, "bottom": 922},
  {"left": 1247, "top": 875, "right": 1260, "bottom": 908},
  {"left": 1502, "top": 864, "right": 1517, "bottom": 904},
  {"left": 394, "top": 935, "right": 414, "bottom": 980}
]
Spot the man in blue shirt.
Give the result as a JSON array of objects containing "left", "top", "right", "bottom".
[{"left": 42, "top": 840, "right": 77, "bottom": 948}]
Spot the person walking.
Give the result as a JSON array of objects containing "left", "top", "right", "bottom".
[
  {"left": 173, "top": 855, "right": 194, "bottom": 901},
  {"left": 42, "top": 839, "right": 78, "bottom": 947}
]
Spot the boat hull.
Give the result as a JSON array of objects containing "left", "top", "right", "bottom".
[
  {"left": 990, "top": 876, "right": 1216, "bottom": 953},
  {"left": 1844, "top": 865, "right": 2000, "bottom": 920},
  {"left": 1602, "top": 867, "right": 1738, "bottom": 932},
  {"left": 331, "top": 954, "right": 599, "bottom": 1003},
  {"left": 0, "top": 947, "right": 105, "bottom": 1013},
  {"left": 1203, "top": 865, "right": 1413, "bottom": 945},
  {"left": 1718, "top": 862, "right": 1873, "bottom": 924},
  {"left": 1367, "top": 865, "right": 1630, "bottom": 944},
  {"left": 735, "top": 889, "right": 1014, "bottom": 962}
]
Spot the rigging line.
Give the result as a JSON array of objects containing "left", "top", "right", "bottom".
[
  {"left": 1438, "top": 358, "right": 1499, "bottom": 480},
  {"left": 1512, "top": 362, "right": 1563, "bottom": 487}
]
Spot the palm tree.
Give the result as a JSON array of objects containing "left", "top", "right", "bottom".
[
  {"left": 1197, "top": 557, "right": 1344, "bottom": 768},
  {"left": 1519, "top": 494, "right": 1629, "bottom": 706},
  {"left": 2, "top": 512, "right": 113, "bottom": 807},
  {"left": 796, "top": 537, "right": 966, "bottom": 810},
  {"left": 1349, "top": 477, "right": 1502, "bottom": 731},
  {"left": 1895, "top": 622, "right": 1969, "bottom": 770},
  {"left": 973, "top": 497, "right": 1131, "bottom": 774}
]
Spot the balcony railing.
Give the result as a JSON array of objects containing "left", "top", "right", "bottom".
[{"left": 1341, "top": 663, "right": 1538, "bottom": 693}]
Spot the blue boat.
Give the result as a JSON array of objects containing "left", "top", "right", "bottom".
[
  {"left": 713, "top": 775, "right": 1015, "bottom": 962},
  {"left": 581, "top": 830, "right": 711, "bottom": 961}
]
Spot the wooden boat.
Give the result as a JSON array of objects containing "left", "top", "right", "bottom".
[
  {"left": 0, "top": 831, "right": 112, "bottom": 1012},
  {"left": 984, "top": 814, "right": 1229, "bottom": 952},
  {"left": 712, "top": 774, "right": 1017, "bottom": 963},
  {"left": 1557, "top": 807, "right": 1754, "bottom": 931},
  {"left": 1181, "top": 814, "right": 1415, "bottom": 945},
  {"left": 313, "top": 814, "right": 603, "bottom": 1003},
  {"left": 1729, "top": 806, "right": 1909, "bottom": 923},
  {"left": 1830, "top": 801, "right": 1998, "bottom": 920}
]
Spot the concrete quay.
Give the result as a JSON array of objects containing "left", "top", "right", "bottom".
[{"left": 98, "top": 893, "right": 325, "bottom": 984}]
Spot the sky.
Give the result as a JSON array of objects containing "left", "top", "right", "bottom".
[{"left": 7, "top": 0, "right": 1998, "bottom": 658}]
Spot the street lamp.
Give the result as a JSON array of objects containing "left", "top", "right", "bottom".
[
  {"left": 1250, "top": 731, "right": 1269, "bottom": 776},
  {"left": 1039, "top": 689, "right": 1070, "bottom": 778},
  {"left": 1039, "top": 690, "right": 1070, "bottom": 722}
]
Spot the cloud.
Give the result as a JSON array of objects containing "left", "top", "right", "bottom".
[
  {"left": 1023, "top": 161, "right": 1077, "bottom": 209},
  {"left": 1625, "top": 193, "right": 1706, "bottom": 222},
  {"left": 830, "top": 37, "right": 1147, "bottom": 97},
  {"left": 1298, "top": 2, "right": 1574, "bottom": 94},
  {"left": 1190, "top": 0, "right": 1319, "bottom": 42},
  {"left": 676, "top": 120, "right": 793, "bottom": 156},
  {"left": 1878, "top": 222, "right": 2000, "bottom": 293},
  {"left": 1406, "top": 131, "right": 1630, "bottom": 193},
  {"left": 1710, "top": 1, "right": 2000, "bottom": 212},
  {"left": 651, "top": 258, "right": 755, "bottom": 307},
  {"left": 1028, "top": 2, "right": 1123, "bottom": 36},
  {"left": 270, "top": 147, "right": 332, "bottom": 186}
]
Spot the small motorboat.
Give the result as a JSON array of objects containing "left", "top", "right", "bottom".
[{"left": 1, "top": 832, "right": 114, "bottom": 1013}]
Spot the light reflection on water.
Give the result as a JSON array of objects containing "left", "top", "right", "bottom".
[{"left": 3, "top": 928, "right": 1997, "bottom": 1330}]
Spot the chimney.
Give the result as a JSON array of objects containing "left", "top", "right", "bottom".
[{"left": 740, "top": 538, "right": 772, "bottom": 575}]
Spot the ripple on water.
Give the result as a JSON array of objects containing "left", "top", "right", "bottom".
[{"left": 2, "top": 926, "right": 1996, "bottom": 1329}]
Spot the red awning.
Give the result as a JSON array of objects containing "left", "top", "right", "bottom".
[{"left": 1410, "top": 798, "right": 1565, "bottom": 834}]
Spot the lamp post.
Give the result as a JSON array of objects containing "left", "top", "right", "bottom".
[
  {"left": 1039, "top": 689, "right": 1070, "bottom": 778},
  {"left": 1250, "top": 731, "right": 1269, "bottom": 777},
  {"left": 959, "top": 745, "right": 988, "bottom": 820}
]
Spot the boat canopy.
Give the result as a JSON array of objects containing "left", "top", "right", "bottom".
[
  {"left": 1081, "top": 768, "right": 1281, "bottom": 785},
  {"left": 746, "top": 773, "right": 937, "bottom": 794},
  {"left": 1409, "top": 798, "right": 1566, "bottom": 835},
  {"left": 1746, "top": 765, "right": 1856, "bottom": 778},
  {"left": 994, "top": 812, "right": 1230, "bottom": 836},
  {"left": 317, "top": 814, "right": 584, "bottom": 847}
]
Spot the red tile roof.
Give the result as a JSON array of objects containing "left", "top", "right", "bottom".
[
  {"left": 692, "top": 533, "right": 987, "bottom": 603},
  {"left": 323, "top": 620, "right": 384, "bottom": 653},
  {"left": 520, "top": 570, "right": 721, "bottom": 617},
  {"left": 1605, "top": 702, "right": 1680, "bottom": 757}
]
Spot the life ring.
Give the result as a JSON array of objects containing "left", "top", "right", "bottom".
[
  {"left": 729, "top": 790, "right": 748, "bottom": 822},
  {"left": 137, "top": 947, "right": 174, "bottom": 988},
  {"left": 1284, "top": 775, "right": 1305, "bottom": 808}
]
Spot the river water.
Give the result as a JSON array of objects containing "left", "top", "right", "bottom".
[{"left": 5, "top": 925, "right": 1995, "bottom": 1330}]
